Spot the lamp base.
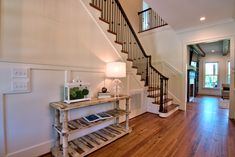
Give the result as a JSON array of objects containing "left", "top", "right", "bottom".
[{"left": 112, "top": 79, "right": 122, "bottom": 98}]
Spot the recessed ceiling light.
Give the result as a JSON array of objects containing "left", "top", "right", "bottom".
[{"left": 200, "top": 17, "right": 206, "bottom": 21}]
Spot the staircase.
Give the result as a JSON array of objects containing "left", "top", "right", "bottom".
[{"left": 89, "top": 0, "right": 179, "bottom": 117}]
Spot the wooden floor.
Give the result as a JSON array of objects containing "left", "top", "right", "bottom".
[{"left": 44, "top": 96, "right": 235, "bottom": 157}]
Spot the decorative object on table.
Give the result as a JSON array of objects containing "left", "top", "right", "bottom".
[
  {"left": 83, "top": 114, "right": 101, "bottom": 123},
  {"left": 64, "top": 80, "right": 91, "bottom": 104},
  {"left": 106, "top": 62, "right": 126, "bottom": 97},
  {"left": 101, "top": 77, "right": 108, "bottom": 93},
  {"left": 83, "top": 112, "right": 112, "bottom": 123},
  {"left": 101, "top": 87, "right": 108, "bottom": 93},
  {"left": 97, "top": 92, "right": 111, "bottom": 98},
  {"left": 96, "top": 112, "right": 112, "bottom": 119}
]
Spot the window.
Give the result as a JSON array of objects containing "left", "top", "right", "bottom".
[
  {"left": 191, "top": 61, "right": 197, "bottom": 68},
  {"left": 143, "top": 1, "right": 150, "bottom": 10},
  {"left": 142, "top": 1, "right": 151, "bottom": 30},
  {"left": 227, "top": 61, "right": 230, "bottom": 83},
  {"left": 204, "top": 62, "right": 218, "bottom": 88}
]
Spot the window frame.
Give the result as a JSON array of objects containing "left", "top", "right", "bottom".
[
  {"left": 227, "top": 60, "right": 231, "bottom": 84},
  {"left": 203, "top": 61, "right": 219, "bottom": 89}
]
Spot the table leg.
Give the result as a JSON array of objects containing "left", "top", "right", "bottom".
[
  {"left": 62, "top": 111, "right": 69, "bottom": 157},
  {"left": 125, "top": 98, "right": 130, "bottom": 132},
  {"left": 115, "top": 100, "right": 120, "bottom": 124},
  {"left": 54, "top": 109, "right": 60, "bottom": 148}
]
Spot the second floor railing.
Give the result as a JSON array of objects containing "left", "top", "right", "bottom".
[{"left": 138, "top": 8, "right": 168, "bottom": 32}]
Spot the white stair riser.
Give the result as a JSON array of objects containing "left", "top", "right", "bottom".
[{"left": 159, "top": 106, "right": 179, "bottom": 118}]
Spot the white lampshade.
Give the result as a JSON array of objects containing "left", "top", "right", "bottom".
[{"left": 106, "top": 62, "right": 126, "bottom": 78}]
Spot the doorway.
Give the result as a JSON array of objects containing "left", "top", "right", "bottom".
[{"left": 186, "top": 39, "right": 231, "bottom": 107}]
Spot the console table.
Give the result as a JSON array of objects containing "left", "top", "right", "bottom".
[{"left": 50, "top": 95, "right": 131, "bottom": 157}]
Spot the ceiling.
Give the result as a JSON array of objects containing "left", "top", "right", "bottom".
[
  {"left": 198, "top": 41, "right": 224, "bottom": 55},
  {"left": 190, "top": 40, "right": 230, "bottom": 56},
  {"left": 145, "top": 0, "right": 235, "bottom": 30}
]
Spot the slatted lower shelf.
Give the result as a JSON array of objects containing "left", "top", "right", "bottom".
[
  {"left": 52, "top": 124, "right": 130, "bottom": 157},
  {"left": 54, "top": 109, "right": 127, "bottom": 135}
]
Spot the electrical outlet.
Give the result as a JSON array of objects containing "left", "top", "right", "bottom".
[
  {"left": 12, "top": 81, "right": 30, "bottom": 91},
  {"left": 12, "top": 68, "right": 29, "bottom": 78}
]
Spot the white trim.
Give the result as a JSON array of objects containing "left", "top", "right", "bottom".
[
  {"left": 203, "top": 61, "right": 219, "bottom": 89},
  {"left": 6, "top": 140, "right": 54, "bottom": 157},
  {"left": 138, "top": 25, "right": 171, "bottom": 37},
  {"left": 176, "top": 18, "right": 235, "bottom": 34},
  {"left": 226, "top": 60, "right": 231, "bottom": 84},
  {"left": 0, "top": 61, "right": 105, "bottom": 73},
  {"left": 159, "top": 106, "right": 179, "bottom": 118},
  {"left": 183, "top": 35, "right": 235, "bottom": 118}
]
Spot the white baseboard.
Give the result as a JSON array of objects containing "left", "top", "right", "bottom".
[
  {"left": 6, "top": 140, "right": 54, "bottom": 157},
  {"left": 159, "top": 106, "right": 179, "bottom": 118}
]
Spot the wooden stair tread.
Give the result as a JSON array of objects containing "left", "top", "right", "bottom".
[
  {"left": 121, "top": 50, "right": 128, "bottom": 54},
  {"left": 147, "top": 87, "right": 160, "bottom": 92},
  {"left": 127, "top": 58, "right": 133, "bottom": 62},
  {"left": 89, "top": 3, "right": 102, "bottom": 11},
  {"left": 147, "top": 93, "right": 166, "bottom": 98},
  {"left": 99, "top": 17, "right": 110, "bottom": 24},
  {"left": 164, "top": 104, "right": 179, "bottom": 112},
  {"left": 115, "top": 41, "right": 123, "bottom": 45},
  {"left": 108, "top": 30, "right": 117, "bottom": 35},
  {"left": 152, "top": 98, "right": 173, "bottom": 104}
]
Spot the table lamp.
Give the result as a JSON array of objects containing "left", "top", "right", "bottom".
[{"left": 106, "top": 62, "right": 126, "bottom": 97}]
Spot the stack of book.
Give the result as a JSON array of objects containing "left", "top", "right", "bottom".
[
  {"left": 97, "top": 92, "right": 112, "bottom": 98},
  {"left": 83, "top": 112, "right": 112, "bottom": 123}
]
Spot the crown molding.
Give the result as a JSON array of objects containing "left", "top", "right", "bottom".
[{"left": 176, "top": 18, "right": 235, "bottom": 34}]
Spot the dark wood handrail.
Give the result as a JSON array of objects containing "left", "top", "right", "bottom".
[
  {"left": 138, "top": 8, "right": 152, "bottom": 15},
  {"left": 115, "top": 0, "right": 168, "bottom": 80}
]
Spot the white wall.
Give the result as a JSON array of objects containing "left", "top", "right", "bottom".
[
  {"left": 198, "top": 53, "right": 230, "bottom": 96},
  {"left": 119, "top": 0, "right": 142, "bottom": 33},
  {"left": 0, "top": 0, "right": 121, "bottom": 66},
  {"left": 0, "top": 0, "right": 147, "bottom": 157},
  {"left": 139, "top": 26, "right": 183, "bottom": 71}
]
